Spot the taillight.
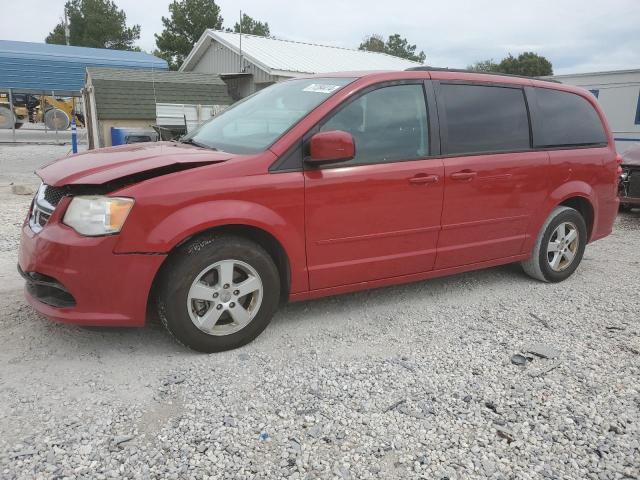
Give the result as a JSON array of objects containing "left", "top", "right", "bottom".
[{"left": 615, "top": 154, "right": 623, "bottom": 176}]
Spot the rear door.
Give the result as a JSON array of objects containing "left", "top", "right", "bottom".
[
  {"left": 304, "top": 82, "right": 445, "bottom": 290},
  {"left": 433, "top": 81, "right": 550, "bottom": 269}
]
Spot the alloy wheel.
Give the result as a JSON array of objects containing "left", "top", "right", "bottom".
[
  {"left": 187, "top": 259, "right": 263, "bottom": 336},
  {"left": 546, "top": 221, "right": 579, "bottom": 272}
]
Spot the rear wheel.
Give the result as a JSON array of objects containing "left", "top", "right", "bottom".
[
  {"left": 521, "top": 206, "right": 587, "bottom": 282},
  {"left": 157, "top": 234, "right": 280, "bottom": 353}
]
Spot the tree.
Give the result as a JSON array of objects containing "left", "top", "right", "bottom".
[
  {"left": 155, "top": 0, "right": 223, "bottom": 70},
  {"left": 45, "top": 0, "right": 140, "bottom": 50},
  {"left": 232, "top": 13, "right": 270, "bottom": 37},
  {"left": 467, "top": 59, "right": 500, "bottom": 72},
  {"left": 358, "top": 34, "right": 386, "bottom": 53},
  {"left": 497, "top": 52, "right": 553, "bottom": 76},
  {"left": 467, "top": 52, "right": 553, "bottom": 76},
  {"left": 359, "top": 33, "right": 425, "bottom": 63}
]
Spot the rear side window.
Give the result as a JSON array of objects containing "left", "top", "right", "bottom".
[
  {"left": 532, "top": 88, "right": 607, "bottom": 147},
  {"left": 440, "top": 84, "right": 530, "bottom": 155}
]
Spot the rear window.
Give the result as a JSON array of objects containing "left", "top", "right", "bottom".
[
  {"left": 532, "top": 88, "right": 607, "bottom": 147},
  {"left": 440, "top": 84, "right": 530, "bottom": 155}
]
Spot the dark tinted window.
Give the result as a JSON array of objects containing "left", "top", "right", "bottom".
[
  {"left": 440, "top": 84, "right": 530, "bottom": 155},
  {"left": 532, "top": 88, "right": 607, "bottom": 147},
  {"left": 319, "top": 84, "right": 428, "bottom": 165}
]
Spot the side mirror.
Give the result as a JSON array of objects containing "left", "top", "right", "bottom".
[{"left": 307, "top": 130, "right": 355, "bottom": 165}]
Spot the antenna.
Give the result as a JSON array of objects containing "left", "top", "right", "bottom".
[{"left": 239, "top": 10, "right": 243, "bottom": 72}]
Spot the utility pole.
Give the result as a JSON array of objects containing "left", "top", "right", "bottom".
[
  {"left": 238, "top": 10, "right": 243, "bottom": 72},
  {"left": 64, "top": 9, "right": 70, "bottom": 45}
]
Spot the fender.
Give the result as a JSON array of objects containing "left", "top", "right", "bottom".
[
  {"left": 114, "top": 199, "right": 309, "bottom": 294},
  {"left": 522, "top": 180, "right": 597, "bottom": 254}
]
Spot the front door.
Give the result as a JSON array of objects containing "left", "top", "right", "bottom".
[
  {"left": 433, "top": 81, "right": 550, "bottom": 269},
  {"left": 303, "top": 83, "right": 444, "bottom": 290}
]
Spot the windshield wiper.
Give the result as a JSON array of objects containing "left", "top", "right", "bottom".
[{"left": 177, "top": 138, "right": 217, "bottom": 150}]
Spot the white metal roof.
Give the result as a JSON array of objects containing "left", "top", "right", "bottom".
[{"left": 180, "top": 30, "right": 422, "bottom": 76}]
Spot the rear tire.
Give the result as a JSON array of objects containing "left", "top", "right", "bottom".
[
  {"left": 157, "top": 234, "right": 280, "bottom": 353},
  {"left": 521, "top": 206, "right": 587, "bottom": 283}
]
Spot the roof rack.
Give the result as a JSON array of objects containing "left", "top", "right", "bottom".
[{"left": 405, "top": 66, "right": 561, "bottom": 83}]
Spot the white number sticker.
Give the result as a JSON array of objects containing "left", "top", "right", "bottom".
[{"left": 302, "top": 84, "right": 341, "bottom": 94}]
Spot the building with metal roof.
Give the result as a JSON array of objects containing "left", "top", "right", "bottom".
[
  {"left": 0, "top": 40, "right": 167, "bottom": 95},
  {"left": 83, "top": 67, "right": 232, "bottom": 148},
  {"left": 180, "top": 30, "right": 422, "bottom": 97}
]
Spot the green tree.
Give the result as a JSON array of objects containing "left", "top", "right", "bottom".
[
  {"left": 358, "top": 34, "right": 386, "bottom": 53},
  {"left": 155, "top": 0, "right": 223, "bottom": 70},
  {"left": 497, "top": 52, "right": 553, "bottom": 76},
  {"left": 232, "top": 13, "right": 270, "bottom": 37},
  {"left": 468, "top": 52, "right": 553, "bottom": 76},
  {"left": 45, "top": 0, "right": 140, "bottom": 50},
  {"left": 467, "top": 59, "right": 500, "bottom": 72},
  {"left": 359, "top": 33, "right": 425, "bottom": 63}
]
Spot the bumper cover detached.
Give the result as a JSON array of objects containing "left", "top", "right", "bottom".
[{"left": 18, "top": 222, "right": 166, "bottom": 327}]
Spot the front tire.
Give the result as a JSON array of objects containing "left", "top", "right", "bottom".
[
  {"left": 157, "top": 234, "right": 280, "bottom": 353},
  {"left": 521, "top": 206, "right": 587, "bottom": 283}
]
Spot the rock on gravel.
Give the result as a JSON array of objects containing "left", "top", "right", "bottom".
[{"left": 0, "top": 145, "right": 639, "bottom": 479}]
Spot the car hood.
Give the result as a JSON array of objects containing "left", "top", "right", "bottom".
[
  {"left": 621, "top": 144, "right": 640, "bottom": 167},
  {"left": 36, "top": 142, "right": 235, "bottom": 187}
]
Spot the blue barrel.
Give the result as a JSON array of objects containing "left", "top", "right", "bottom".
[{"left": 110, "top": 127, "right": 127, "bottom": 146}]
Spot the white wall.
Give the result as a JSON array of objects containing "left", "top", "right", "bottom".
[{"left": 552, "top": 70, "right": 640, "bottom": 153}]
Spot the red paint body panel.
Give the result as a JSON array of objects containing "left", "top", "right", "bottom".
[
  {"left": 18, "top": 70, "right": 620, "bottom": 327},
  {"left": 304, "top": 159, "right": 444, "bottom": 289},
  {"left": 435, "top": 151, "right": 549, "bottom": 268},
  {"left": 37, "top": 142, "right": 235, "bottom": 186},
  {"left": 18, "top": 222, "right": 164, "bottom": 326}
]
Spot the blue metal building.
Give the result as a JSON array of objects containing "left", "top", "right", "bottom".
[{"left": 0, "top": 40, "right": 167, "bottom": 94}]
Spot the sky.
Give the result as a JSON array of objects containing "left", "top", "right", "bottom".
[{"left": 4, "top": 0, "right": 640, "bottom": 75}]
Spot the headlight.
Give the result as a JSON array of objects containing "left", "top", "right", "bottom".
[{"left": 63, "top": 196, "right": 134, "bottom": 236}]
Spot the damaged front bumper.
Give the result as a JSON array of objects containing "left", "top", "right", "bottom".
[{"left": 18, "top": 186, "right": 166, "bottom": 327}]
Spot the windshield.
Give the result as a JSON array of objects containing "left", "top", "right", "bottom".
[{"left": 183, "top": 77, "right": 355, "bottom": 154}]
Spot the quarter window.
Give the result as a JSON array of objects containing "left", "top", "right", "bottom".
[
  {"left": 319, "top": 84, "right": 429, "bottom": 165},
  {"left": 439, "top": 84, "right": 531, "bottom": 155},
  {"left": 532, "top": 87, "right": 607, "bottom": 147}
]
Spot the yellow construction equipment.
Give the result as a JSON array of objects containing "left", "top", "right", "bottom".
[
  {"left": 0, "top": 93, "right": 84, "bottom": 130},
  {"left": 0, "top": 93, "right": 28, "bottom": 129}
]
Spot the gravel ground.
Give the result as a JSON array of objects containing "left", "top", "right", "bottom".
[{"left": 0, "top": 145, "right": 639, "bottom": 479}]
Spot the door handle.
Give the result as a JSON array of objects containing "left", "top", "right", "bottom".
[
  {"left": 409, "top": 174, "right": 439, "bottom": 184},
  {"left": 450, "top": 170, "right": 477, "bottom": 181}
]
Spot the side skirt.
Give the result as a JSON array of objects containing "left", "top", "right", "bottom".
[{"left": 288, "top": 253, "right": 530, "bottom": 302}]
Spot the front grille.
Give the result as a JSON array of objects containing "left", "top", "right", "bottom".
[
  {"left": 43, "top": 185, "right": 68, "bottom": 207},
  {"left": 29, "top": 184, "right": 61, "bottom": 233}
]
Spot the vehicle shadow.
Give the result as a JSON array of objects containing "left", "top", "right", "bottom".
[{"left": 3, "top": 262, "right": 529, "bottom": 355}]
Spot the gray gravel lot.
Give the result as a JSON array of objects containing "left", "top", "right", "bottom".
[{"left": 0, "top": 145, "right": 639, "bottom": 479}]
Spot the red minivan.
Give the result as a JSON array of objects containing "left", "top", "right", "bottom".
[{"left": 18, "top": 69, "right": 620, "bottom": 352}]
